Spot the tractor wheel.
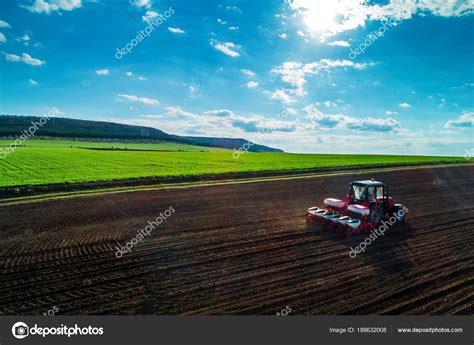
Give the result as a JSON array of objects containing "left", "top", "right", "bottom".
[
  {"left": 392, "top": 206, "right": 406, "bottom": 222},
  {"left": 369, "top": 204, "right": 384, "bottom": 225}
]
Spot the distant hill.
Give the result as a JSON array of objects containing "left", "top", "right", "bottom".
[
  {"left": 0, "top": 115, "right": 283, "bottom": 153},
  {"left": 184, "top": 136, "right": 282, "bottom": 153}
]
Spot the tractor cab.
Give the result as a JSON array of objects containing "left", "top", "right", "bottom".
[
  {"left": 345, "top": 179, "right": 394, "bottom": 223},
  {"left": 347, "top": 180, "right": 384, "bottom": 205}
]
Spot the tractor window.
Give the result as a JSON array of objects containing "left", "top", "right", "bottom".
[
  {"left": 376, "top": 187, "right": 383, "bottom": 198},
  {"left": 352, "top": 185, "right": 366, "bottom": 200},
  {"left": 367, "top": 187, "right": 376, "bottom": 200}
]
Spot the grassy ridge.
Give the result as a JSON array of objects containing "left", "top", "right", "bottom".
[{"left": 0, "top": 140, "right": 465, "bottom": 187}]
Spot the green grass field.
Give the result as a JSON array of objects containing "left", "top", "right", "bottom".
[
  {"left": 0, "top": 139, "right": 229, "bottom": 152},
  {"left": 0, "top": 139, "right": 466, "bottom": 187}
]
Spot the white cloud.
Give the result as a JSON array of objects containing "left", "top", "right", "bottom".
[
  {"left": 304, "top": 105, "right": 346, "bottom": 129},
  {"left": 131, "top": 0, "right": 151, "bottom": 9},
  {"left": 146, "top": 107, "right": 296, "bottom": 134},
  {"left": 168, "top": 27, "right": 185, "bottom": 34},
  {"left": 444, "top": 112, "right": 474, "bottom": 128},
  {"left": 231, "top": 115, "right": 296, "bottom": 133},
  {"left": 290, "top": 0, "right": 474, "bottom": 41},
  {"left": 119, "top": 105, "right": 296, "bottom": 139},
  {"left": 272, "top": 62, "right": 309, "bottom": 97},
  {"left": 228, "top": 26, "right": 239, "bottom": 31},
  {"left": 385, "top": 111, "right": 398, "bottom": 115},
  {"left": 16, "top": 33, "right": 30, "bottom": 45},
  {"left": 272, "top": 59, "right": 368, "bottom": 97},
  {"left": 125, "top": 72, "right": 147, "bottom": 80},
  {"left": 109, "top": 115, "right": 470, "bottom": 155},
  {"left": 303, "top": 104, "right": 401, "bottom": 132},
  {"left": 4, "top": 52, "right": 20, "bottom": 62},
  {"left": 241, "top": 69, "right": 256, "bottom": 77},
  {"left": 399, "top": 102, "right": 411, "bottom": 108},
  {"left": 0, "top": 20, "right": 11, "bottom": 29},
  {"left": 323, "top": 100, "right": 337, "bottom": 107},
  {"left": 203, "top": 109, "right": 234, "bottom": 117},
  {"left": 204, "top": 108, "right": 296, "bottom": 133},
  {"left": 28, "top": 79, "right": 38, "bottom": 85},
  {"left": 279, "top": 33, "right": 288, "bottom": 39},
  {"left": 0, "top": 33, "right": 6, "bottom": 43},
  {"left": 188, "top": 85, "right": 199, "bottom": 97},
  {"left": 245, "top": 81, "right": 259, "bottom": 89},
  {"left": 142, "top": 10, "right": 158, "bottom": 22},
  {"left": 211, "top": 40, "right": 240, "bottom": 57},
  {"left": 346, "top": 117, "right": 401, "bottom": 132},
  {"left": 165, "top": 106, "right": 195, "bottom": 117},
  {"left": 319, "top": 58, "right": 369, "bottom": 70},
  {"left": 327, "top": 40, "right": 350, "bottom": 47},
  {"left": 23, "top": 54, "right": 41, "bottom": 65},
  {"left": 21, "top": 0, "right": 83, "bottom": 14},
  {"left": 270, "top": 89, "right": 295, "bottom": 104},
  {"left": 217, "top": 18, "right": 227, "bottom": 25},
  {"left": 3, "top": 52, "right": 45, "bottom": 65},
  {"left": 369, "top": 0, "right": 474, "bottom": 20},
  {"left": 95, "top": 69, "right": 109, "bottom": 75},
  {"left": 117, "top": 94, "right": 159, "bottom": 105},
  {"left": 225, "top": 6, "right": 241, "bottom": 13}
]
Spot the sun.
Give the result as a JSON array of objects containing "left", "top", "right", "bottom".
[{"left": 290, "top": 0, "right": 370, "bottom": 41}]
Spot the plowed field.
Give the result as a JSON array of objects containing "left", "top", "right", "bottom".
[{"left": 0, "top": 165, "right": 472, "bottom": 315}]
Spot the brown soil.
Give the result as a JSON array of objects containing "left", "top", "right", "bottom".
[
  {"left": 0, "top": 165, "right": 472, "bottom": 315},
  {"left": 0, "top": 161, "right": 465, "bottom": 198}
]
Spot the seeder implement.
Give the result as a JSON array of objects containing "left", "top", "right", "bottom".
[{"left": 306, "top": 179, "right": 406, "bottom": 237}]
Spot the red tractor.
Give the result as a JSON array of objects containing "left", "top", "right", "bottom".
[{"left": 306, "top": 179, "right": 406, "bottom": 237}]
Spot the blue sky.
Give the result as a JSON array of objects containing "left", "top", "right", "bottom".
[{"left": 0, "top": 0, "right": 473, "bottom": 155}]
